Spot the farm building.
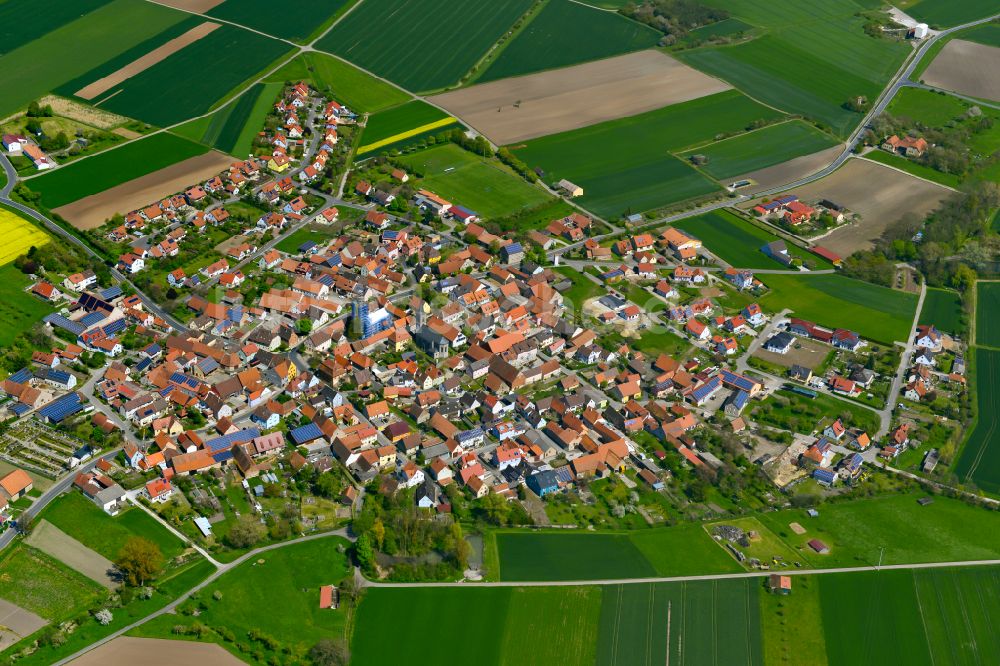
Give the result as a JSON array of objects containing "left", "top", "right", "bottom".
[
  {"left": 768, "top": 574, "right": 792, "bottom": 595},
  {"left": 557, "top": 179, "right": 583, "bottom": 197}
]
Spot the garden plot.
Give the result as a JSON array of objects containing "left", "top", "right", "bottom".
[
  {"left": 431, "top": 50, "right": 730, "bottom": 145},
  {"left": 0, "top": 421, "right": 82, "bottom": 478},
  {"left": 922, "top": 39, "right": 1000, "bottom": 102}
]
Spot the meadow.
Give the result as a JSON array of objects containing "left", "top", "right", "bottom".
[
  {"left": 265, "top": 52, "right": 411, "bottom": 113},
  {"left": 94, "top": 25, "right": 293, "bottom": 127},
  {"left": 904, "top": 0, "right": 999, "bottom": 27},
  {"left": 318, "top": 0, "right": 534, "bottom": 91},
  {"left": 0, "top": 263, "right": 56, "bottom": 348},
  {"left": 919, "top": 287, "right": 965, "bottom": 335},
  {"left": 759, "top": 574, "right": 828, "bottom": 666},
  {"left": 955, "top": 348, "right": 1000, "bottom": 494},
  {"left": 672, "top": 209, "right": 832, "bottom": 269},
  {"left": 479, "top": 0, "right": 660, "bottom": 82},
  {"left": 0, "top": 545, "right": 101, "bottom": 621},
  {"left": 26, "top": 132, "right": 207, "bottom": 208},
  {"left": 398, "top": 144, "right": 560, "bottom": 219},
  {"left": 678, "top": 0, "right": 909, "bottom": 136},
  {"left": 684, "top": 120, "right": 839, "bottom": 180},
  {"left": 41, "top": 492, "right": 185, "bottom": 561},
  {"left": 207, "top": 0, "right": 351, "bottom": 43},
  {"left": 510, "top": 90, "right": 783, "bottom": 217},
  {"left": 0, "top": 0, "right": 113, "bottom": 55},
  {"left": 0, "top": 0, "right": 186, "bottom": 118},
  {"left": 887, "top": 86, "right": 970, "bottom": 126},
  {"left": 0, "top": 209, "right": 50, "bottom": 266},
  {"left": 759, "top": 273, "right": 918, "bottom": 343},
  {"left": 359, "top": 101, "right": 455, "bottom": 153}
]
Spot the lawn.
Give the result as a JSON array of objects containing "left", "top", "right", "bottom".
[
  {"left": 760, "top": 574, "right": 828, "bottom": 666},
  {"left": 208, "top": 0, "right": 352, "bottom": 43},
  {"left": 26, "top": 132, "right": 208, "bottom": 208},
  {"left": 862, "top": 150, "right": 962, "bottom": 188},
  {"left": 358, "top": 101, "right": 455, "bottom": 154},
  {"left": 500, "top": 587, "right": 602, "bottom": 666},
  {"left": 479, "top": 0, "right": 660, "bottom": 82},
  {"left": 760, "top": 273, "right": 917, "bottom": 344},
  {"left": 0, "top": 0, "right": 113, "bottom": 55},
  {"left": 677, "top": 0, "right": 909, "bottom": 136},
  {"left": 673, "top": 209, "right": 831, "bottom": 269},
  {"left": 396, "top": 144, "right": 552, "bottom": 218},
  {"left": 0, "top": 262, "right": 56, "bottom": 347},
  {"left": 904, "top": 0, "right": 999, "bottom": 27},
  {"left": 0, "top": 0, "right": 186, "bottom": 118},
  {"left": 955, "top": 348, "right": 1000, "bottom": 493},
  {"left": 887, "top": 86, "right": 970, "bottom": 126},
  {"left": 758, "top": 494, "right": 1000, "bottom": 568},
  {"left": 318, "top": 0, "right": 535, "bottom": 92},
  {"left": 92, "top": 25, "right": 294, "bottom": 127},
  {"left": 275, "top": 226, "right": 340, "bottom": 254},
  {"left": 510, "top": 90, "right": 783, "bottom": 218},
  {"left": 265, "top": 52, "right": 411, "bottom": 113},
  {"left": 353, "top": 587, "right": 511, "bottom": 665},
  {"left": 496, "top": 531, "right": 656, "bottom": 581},
  {"left": 919, "top": 287, "right": 965, "bottom": 335},
  {"left": 683, "top": 120, "right": 839, "bottom": 180},
  {"left": 977, "top": 281, "right": 1000, "bottom": 348},
  {"left": 0, "top": 545, "right": 102, "bottom": 621},
  {"left": 41, "top": 492, "right": 185, "bottom": 562}
]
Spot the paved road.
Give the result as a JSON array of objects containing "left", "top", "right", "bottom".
[{"left": 879, "top": 280, "right": 928, "bottom": 438}]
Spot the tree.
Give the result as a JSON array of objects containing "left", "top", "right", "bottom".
[
  {"left": 355, "top": 533, "right": 375, "bottom": 572},
  {"left": 308, "top": 639, "right": 350, "bottom": 666},
  {"left": 115, "top": 537, "right": 163, "bottom": 586},
  {"left": 295, "top": 318, "right": 313, "bottom": 335},
  {"left": 94, "top": 609, "right": 114, "bottom": 625},
  {"left": 226, "top": 515, "right": 265, "bottom": 548},
  {"left": 478, "top": 491, "right": 510, "bottom": 525},
  {"left": 371, "top": 518, "right": 386, "bottom": 551}
]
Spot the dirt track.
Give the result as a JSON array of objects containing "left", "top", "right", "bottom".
[
  {"left": 54, "top": 151, "right": 232, "bottom": 229},
  {"left": 781, "top": 158, "right": 952, "bottom": 256},
  {"left": 26, "top": 520, "right": 117, "bottom": 589},
  {"left": 153, "top": 0, "right": 226, "bottom": 11},
  {"left": 922, "top": 39, "right": 1000, "bottom": 102},
  {"left": 737, "top": 145, "right": 844, "bottom": 193},
  {"left": 76, "top": 22, "right": 221, "bottom": 100},
  {"left": 68, "top": 637, "right": 247, "bottom": 666},
  {"left": 430, "top": 50, "right": 731, "bottom": 145}
]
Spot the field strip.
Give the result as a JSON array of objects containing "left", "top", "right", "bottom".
[
  {"left": 76, "top": 22, "right": 223, "bottom": 100},
  {"left": 357, "top": 117, "right": 457, "bottom": 155},
  {"left": 25, "top": 520, "right": 116, "bottom": 589},
  {"left": 856, "top": 155, "right": 960, "bottom": 192},
  {"left": 964, "top": 350, "right": 998, "bottom": 480},
  {"left": 911, "top": 571, "right": 937, "bottom": 666}
]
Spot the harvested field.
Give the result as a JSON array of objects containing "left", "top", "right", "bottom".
[
  {"left": 772, "top": 158, "right": 952, "bottom": 256},
  {"left": 53, "top": 150, "right": 230, "bottom": 229},
  {"left": 154, "top": 0, "right": 225, "bottom": 10},
  {"left": 922, "top": 39, "right": 1000, "bottom": 102},
  {"left": 76, "top": 22, "right": 221, "bottom": 100},
  {"left": 68, "top": 637, "right": 246, "bottom": 666},
  {"left": 26, "top": 520, "right": 117, "bottom": 589},
  {"left": 431, "top": 50, "right": 730, "bottom": 145},
  {"left": 736, "top": 145, "right": 843, "bottom": 192},
  {"left": 0, "top": 599, "right": 46, "bottom": 652},
  {"left": 36, "top": 96, "right": 130, "bottom": 130}
]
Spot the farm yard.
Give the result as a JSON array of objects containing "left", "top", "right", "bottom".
[
  {"left": 264, "top": 52, "right": 411, "bottom": 114},
  {"left": 0, "top": 0, "right": 187, "bottom": 118},
  {"left": 433, "top": 50, "right": 733, "bottom": 146},
  {"left": 678, "top": 0, "right": 909, "bottom": 136},
  {"left": 509, "top": 90, "right": 784, "bottom": 218},
  {"left": 919, "top": 287, "right": 965, "bottom": 335},
  {"left": 768, "top": 158, "right": 952, "bottom": 256},
  {"left": 672, "top": 210, "right": 832, "bottom": 269},
  {"left": 478, "top": 0, "right": 660, "bottom": 83},
  {"left": 956, "top": 348, "right": 1000, "bottom": 494},
  {"left": 358, "top": 101, "right": 457, "bottom": 155},
  {"left": 318, "top": 0, "right": 534, "bottom": 92},
  {"left": 207, "top": 0, "right": 351, "bottom": 42},
  {"left": 921, "top": 39, "right": 1000, "bottom": 103},
  {"left": 759, "top": 273, "right": 918, "bottom": 344},
  {"left": 397, "top": 144, "right": 552, "bottom": 219},
  {"left": 684, "top": 120, "right": 839, "bottom": 180}
]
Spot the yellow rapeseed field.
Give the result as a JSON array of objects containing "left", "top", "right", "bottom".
[{"left": 0, "top": 209, "right": 50, "bottom": 266}]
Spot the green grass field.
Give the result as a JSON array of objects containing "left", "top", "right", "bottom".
[
  {"left": 863, "top": 150, "right": 962, "bottom": 188},
  {"left": 265, "top": 52, "right": 411, "bottom": 113},
  {"left": 920, "top": 287, "right": 965, "bottom": 335},
  {"left": 92, "top": 24, "right": 293, "bottom": 127},
  {"left": 275, "top": 226, "right": 340, "bottom": 253},
  {"left": 0, "top": 0, "right": 113, "bottom": 55},
  {"left": 678, "top": 0, "right": 909, "bottom": 136},
  {"left": 753, "top": 389, "right": 881, "bottom": 435},
  {"left": 905, "top": 0, "right": 999, "bottom": 26},
  {"left": 977, "top": 281, "right": 1000, "bottom": 348},
  {"left": 500, "top": 587, "right": 602, "bottom": 666},
  {"left": 687, "top": 17, "right": 754, "bottom": 41},
  {"left": 42, "top": 492, "right": 185, "bottom": 561},
  {"left": 628, "top": 523, "right": 746, "bottom": 576},
  {"left": 0, "top": 0, "right": 186, "bottom": 118},
  {"left": 175, "top": 82, "right": 282, "bottom": 157},
  {"left": 27, "top": 132, "right": 208, "bottom": 208},
  {"left": 760, "top": 574, "right": 828, "bottom": 666},
  {"left": 208, "top": 0, "right": 351, "bottom": 42},
  {"left": 360, "top": 101, "right": 452, "bottom": 149},
  {"left": 318, "top": 0, "right": 534, "bottom": 91},
  {"left": 397, "top": 144, "right": 552, "bottom": 218},
  {"left": 887, "top": 86, "right": 970, "bottom": 126},
  {"left": 0, "top": 545, "right": 102, "bottom": 621},
  {"left": 684, "top": 120, "right": 839, "bottom": 179},
  {"left": 511, "top": 90, "right": 783, "bottom": 218},
  {"left": 758, "top": 494, "right": 1000, "bottom": 568},
  {"left": 760, "top": 273, "right": 918, "bottom": 343},
  {"left": 961, "top": 23, "right": 1000, "bottom": 47},
  {"left": 673, "top": 209, "right": 832, "bottom": 269},
  {"left": 479, "top": 0, "right": 660, "bottom": 82},
  {"left": 956, "top": 348, "right": 1000, "bottom": 493},
  {"left": 0, "top": 263, "right": 55, "bottom": 347}
]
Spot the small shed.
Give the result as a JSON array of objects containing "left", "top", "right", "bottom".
[
  {"left": 319, "top": 585, "right": 340, "bottom": 609},
  {"left": 768, "top": 574, "right": 792, "bottom": 595},
  {"left": 807, "top": 538, "right": 830, "bottom": 554},
  {"left": 556, "top": 179, "right": 583, "bottom": 197}
]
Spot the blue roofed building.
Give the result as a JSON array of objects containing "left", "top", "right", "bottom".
[
  {"left": 290, "top": 422, "right": 324, "bottom": 446},
  {"left": 527, "top": 470, "right": 559, "bottom": 497}
]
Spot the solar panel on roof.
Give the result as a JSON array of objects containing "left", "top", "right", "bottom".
[
  {"left": 8, "top": 368, "right": 32, "bottom": 384},
  {"left": 290, "top": 422, "right": 323, "bottom": 444},
  {"left": 44, "top": 313, "right": 86, "bottom": 335},
  {"left": 102, "top": 318, "right": 127, "bottom": 336},
  {"left": 11, "top": 403, "right": 30, "bottom": 416},
  {"left": 80, "top": 312, "right": 106, "bottom": 327},
  {"left": 100, "top": 285, "right": 123, "bottom": 300},
  {"left": 38, "top": 393, "right": 83, "bottom": 422},
  {"left": 78, "top": 292, "right": 113, "bottom": 313},
  {"left": 135, "top": 357, "right": 152, "bottom": 373}
]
